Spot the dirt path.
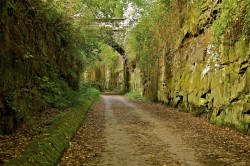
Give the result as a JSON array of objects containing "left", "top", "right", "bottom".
[{"left": 59, "top": 95, "right": 250, "bottom": 166}]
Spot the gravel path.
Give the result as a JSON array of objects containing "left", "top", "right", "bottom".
[{"left": 59, "top": 95, "right": 250, "bottom": 166}]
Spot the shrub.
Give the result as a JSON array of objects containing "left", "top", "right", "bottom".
[{"left": 125, "top": 91, "right": 144, "bottom": 100}]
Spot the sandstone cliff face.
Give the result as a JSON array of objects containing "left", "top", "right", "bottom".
[{"left": 129, "top": 0, "right": 250, "bottom": 134}]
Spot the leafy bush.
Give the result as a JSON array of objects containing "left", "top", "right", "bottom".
[
  {"left": 38, "top": 77, "right": 100, "bottom": 109},
  {"left": 5, "top": 88, "right": 99, "bottom": 166},
  {"left": 125, "top": 91, "right": 144, "bottom": 100}
]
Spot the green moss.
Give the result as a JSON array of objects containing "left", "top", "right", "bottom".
[
  {"left": 4, "top": 88, "right": 99, "bottom": 166},
  {"left": 210, "top": 101, "right": 250, "bottom": 135},
  {"left": 125, "top": 91, "right": 145, "bottom": 101},
  {"left": 211, "top": 117, "right": 250, "bottom": 136}
]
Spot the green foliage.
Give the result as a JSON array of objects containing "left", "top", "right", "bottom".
[
  {"left": 83, "top": 87, "right": 100, "bottom": 101},
  {"left": 125, "top": 92, "right": 144, "bottom": 100},
  {"left": 38, "top": 77, "right": 71, "bottom": 108},
  {"left": 100, "top": 44, "right": 120, "bottom": 65},
  {"left": 212, "top": 0, "right": 250, "bottom": 45},
  {"left": 80, "top": 0, "right": 151, "bottom": 18},
  {"left": 5, "top": 90, "right": 98, "bottom": 165},
  {"left": 84, "top": 43, "right": 123, "bottom": 91},
  {"left": 0, "top": 0, "right": 103, "bottom": 133},
  {"left": 128, "top": 14, "right": 154, "bottom": 67},
  {"left": 0, "top": 0, "right": 158, "bottom": 133},
  {"left": 127, "top": 1, "right": 172, "bottom": 68},
  {"left": 38, "top": 77, "right": 100, "bottom": 108}
]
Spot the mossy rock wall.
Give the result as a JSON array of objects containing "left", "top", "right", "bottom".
[
  {"left": 129, "top": 0, "right": 250, "bottom": 134},
  {"left": 0, "top": 0, "right": 84, "bottom": 133},
  {"left": 84, "top": 51, "right": 125, "bottom": 93}
]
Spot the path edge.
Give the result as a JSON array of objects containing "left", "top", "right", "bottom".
[{"left": 4, "top": 92, "right": 99, "bottom": 166}]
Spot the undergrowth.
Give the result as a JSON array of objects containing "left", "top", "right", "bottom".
[
  {"left": 212, "top": 0, "right": 250, "bottom": 45},
  {"left": 0, "top": 0, "right": 100, "bottom": 134},
  {"left": 125, "top": 91, "right": 144, "bottom": 100},
  {"left": 4, "top": 87, "right": 99, "bottom": 166},
  {"left": 38, "top": 78, "right": 100, "bottom": 109}
]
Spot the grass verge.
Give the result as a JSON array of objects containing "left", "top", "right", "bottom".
[
  {"left": 4, "top": 88, "right": 100, "bottom": 166},
  {"left": 124, "top": 92, "right": 145, "bottom": 101}
]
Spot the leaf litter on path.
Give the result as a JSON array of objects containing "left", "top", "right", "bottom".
[{"left": 59, "top": 95, "right": 250, "bottom": 166}]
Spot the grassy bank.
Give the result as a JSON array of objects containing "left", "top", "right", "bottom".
[
  {"left": 124, "top": 92, "right": 145, "bottom": 101},
  {"left": 4, "top": 88, "right": 99, "bottom": 166}
]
